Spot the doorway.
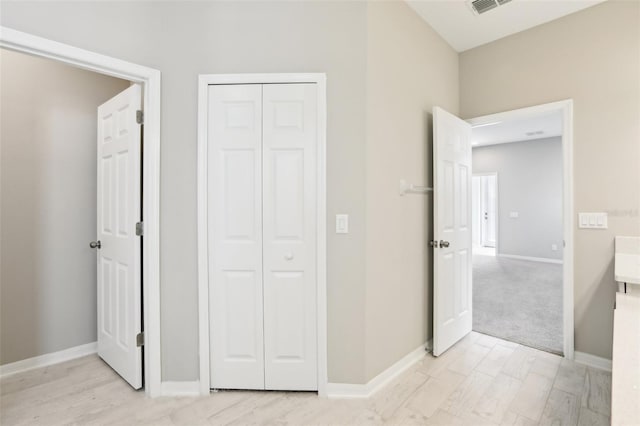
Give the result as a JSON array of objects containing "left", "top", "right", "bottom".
[
  {"left": 432, "top": 100, "right": 574, "bottom": 360},
  {"left": 0, "top": 27, "right": 162, "bottom": 396},
  {"left": 469, "top": 104, "right": 572, "bottom": 356}
]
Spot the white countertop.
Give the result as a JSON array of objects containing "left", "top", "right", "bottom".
[
  {"left": 612, "top": 293, "right": 640, "bottom": 426},
  {"left": 615, "top": 236, "right": 640, "bottom": 285},
  {"left": 615, "top": 253, "right": 640, "bottom": 285}
]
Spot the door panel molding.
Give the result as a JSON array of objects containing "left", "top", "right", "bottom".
[{"left": 197, "top": 74, "right": 327, "bottom": 396}]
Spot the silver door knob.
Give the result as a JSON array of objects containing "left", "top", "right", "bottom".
[
  {"left": 89, "top": 240, "right": 101, "bottom": 249},
  {"left": 439, "top": 240, "right": 450, "bottom": 248},
  {"left": 284, "top": 252, "right": 294, "bottom": 261}
]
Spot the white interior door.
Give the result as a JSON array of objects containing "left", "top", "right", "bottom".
[
  {"left": 208, "top": 84, "right": 265, "bottom": 390},
  {"left": 472, "top": 177, "right": 481, "bottom": 247},
  {"left": 481, "top": 175, "right": 497, "bottom": 248},
  {"left": 262, "top": 84, "right": 317, "bottom": 391},
  {"left": 96, "top": 84, "right": 143, "bottom": 389},
  {"left": 433, "top": 106, "right": 472, "bottom": 357}
]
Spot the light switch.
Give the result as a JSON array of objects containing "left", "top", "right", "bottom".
[
  {"left": 578, "top": 212, "right": 608, "bottom": 229},
  {"left": 336, "top": 214, "right": 349, "bottom": 234},
  {"left": 509, "top": 212, "right": 519, "bottom": 218}
]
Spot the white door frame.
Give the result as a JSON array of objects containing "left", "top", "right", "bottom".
[
  {"left": 472, "top": 172, "right": 499, "bottom": 251},
  {"left": 0, "top": 26, "right": 163, "bottom": 396},
  {"left": 197, "top": 73, "right": 328, "bottom": 396},
  {"left": 467, "top": 99, "right": 574, "bottom": 359}
]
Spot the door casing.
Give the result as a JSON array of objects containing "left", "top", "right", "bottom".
[
  {"left": 467, "top": 99, "right": 575, "bottom": 360},
  {"left": 197, "top": 73, "right": 328, "bottom": 397},
  {"left": 0, "top": 26, "right": 162, "bottom": 396}
]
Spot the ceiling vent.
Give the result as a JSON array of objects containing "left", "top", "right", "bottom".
[{"left": 468, "top": 0, "right": 512, "bottom": 15}]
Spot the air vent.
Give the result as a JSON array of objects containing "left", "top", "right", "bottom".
[{"left": 468, "top": 0, "right": 513, "bottom": 15}]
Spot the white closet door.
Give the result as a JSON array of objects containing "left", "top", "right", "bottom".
[
  {"left": 262, "top": 84, "right": 318, "bottom": 390},
  {"left": 208, "top": 84, "right": 265, "bottom": 390}
]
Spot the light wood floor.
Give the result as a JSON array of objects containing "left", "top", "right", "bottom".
[{"left": 0, "top": 332, "right": 611, "bottom": 425}]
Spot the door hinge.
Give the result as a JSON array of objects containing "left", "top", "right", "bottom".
[
  {"left": 136, "top": 110, "right": 144, "bottom": 124},
  {"left": 136, "top": 332, "right": 145, "bottom": 347},
  {"left": 136, "top": 221, "right": 144, "bottom": 236}
]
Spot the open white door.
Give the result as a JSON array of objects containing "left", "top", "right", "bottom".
[
  {"left": 96, "top": 84, "right": 143, "bottom": 389},
  {"left": 433, "top": 106, "right": 472, "bottom": 357}
]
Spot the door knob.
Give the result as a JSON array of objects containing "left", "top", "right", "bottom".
[
  {"left": 439, "top": 240, "right": 450, "bottom": 248},
  {"left": 284, "top": 252, "right": 294, "bottom": 261},
  {"left": 89, "top": 240, "right": 101, "bottom": 249}
]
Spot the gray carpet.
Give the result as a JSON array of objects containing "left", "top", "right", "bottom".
[{"left": 473, "top": 254, "right": 563, "bottom": 354}]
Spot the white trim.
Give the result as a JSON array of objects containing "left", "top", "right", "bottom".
[
  {"left": 326, "top": 342, "right": 429, "bottom": 399},
  {"left": 574, "top": 351, "right": 612, "bottom": 372},
  {"left": 0, "top": 342, "right": 97, "bottom": 378},
  {"left": 498, "top": 253, "right": 564, "bottom": 265},
  {"left": 196, "top": 73, "right": 328, "bottom": 397},
  {"left": 467, "top": 99, "right": 575, "bottom": 360},
  {"left": 160, "top": 381, "right": 203, "bottom": 397},
  {"left": 0, "top": 26, "right": 162, "bottom": 396}
]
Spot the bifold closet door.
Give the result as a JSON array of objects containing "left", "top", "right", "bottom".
[
  {"left": 208, "top": 84, "right": 265, "bottom": 390},
  {"left": 209, "top": 83, "right": 318, "bottom": 391},
  {"left": 262, "top": 84, "right": 317, "bottom": 390}
]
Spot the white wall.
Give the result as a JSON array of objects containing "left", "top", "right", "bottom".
[
  {"left": 473, "top": 137, "right": 563, "bottom": 261},
  {"left": 0, "top": 48, "right": 130, "bottom": 364}
]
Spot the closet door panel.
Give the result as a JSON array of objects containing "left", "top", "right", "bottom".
[
  {"left": 262, "top": 83, "right": 318, "bottom": 391},
  {"left": 208, "top": 84, "right": 265, "bottom": 390}
]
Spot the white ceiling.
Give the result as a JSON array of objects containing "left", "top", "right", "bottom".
[
  {"left": 406, "top": 0, "right": 607, "bottom": 52},
  {"left": 471, "top": 110, "right": 562, "bottom": 147}
]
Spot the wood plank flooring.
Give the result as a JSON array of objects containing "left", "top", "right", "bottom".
[{"left": 0, "top": 332, "right": 611, "bottom": 425}]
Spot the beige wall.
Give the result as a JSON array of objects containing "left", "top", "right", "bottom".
[
  {"left": 0, "top": 1, "right": 369, "bottom": 383},
  {"left": 0, "top": 48, "right": 130, "bottom": 364},
  {"left": 460, "top": 0, "right": 640, "bottom": 359},
  {"left": 364, "top": 1, "right": 458, "bottom": 380}
]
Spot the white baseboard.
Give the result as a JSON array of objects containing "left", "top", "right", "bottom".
[
  {"left": 327, "top": 340, "right": 430, "bottom": 399},
  {"left": 160, "top": 380, "right": 202, "bottom": 396},
  {"left": 0, "top": 342, "right": 97, "bottom": 378},
  {"left": 498, "top": 253, "right": 563, "bottom": 265},
  {"left": 574, "top": 351, "right": 612, "bottom": 372}
]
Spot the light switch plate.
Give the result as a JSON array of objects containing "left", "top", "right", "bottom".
[
  {"left": 578, "top": 212, "right": 608, "bottom": 229},
  {"left": 336, "top": 214, "right": 349, "bottom": 234}
]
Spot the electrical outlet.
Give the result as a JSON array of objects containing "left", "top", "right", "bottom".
[
  {"left": 551, "top": 244, "right": 558, "bottom": 251},
  {"left": 509, "top": 212, "right": 519, "bottom": 218}
]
